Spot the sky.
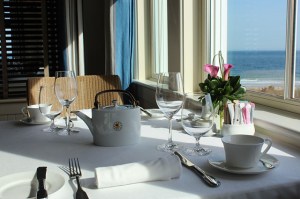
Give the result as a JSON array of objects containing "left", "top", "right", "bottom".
[{"left": 228, "top": 0, "right": 288, "bottom": 51}]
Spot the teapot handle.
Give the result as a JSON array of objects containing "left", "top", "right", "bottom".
[{"left": 94, "top": 89, "right": 138, "bottom": 108}]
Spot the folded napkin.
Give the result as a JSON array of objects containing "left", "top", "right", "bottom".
[{"left": 95, "top": 155, "right": 181, "bottom": 188}]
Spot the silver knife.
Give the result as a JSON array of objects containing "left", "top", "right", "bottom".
[
  {"left": 174, "top": 151, "right": 221, "bottom": 187},
  {"left": 37, "top": 167, "right": 48, "bottom": 199}
]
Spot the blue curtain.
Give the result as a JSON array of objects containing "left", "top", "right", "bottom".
[{"left": 115, "top": 0, "right": 135, "bottom": 90}]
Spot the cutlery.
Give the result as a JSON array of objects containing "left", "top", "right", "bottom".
[
  {"left": 174, "top": 151, "right": 221, "bottom": 187},
  {"left": 69, "top": 158, "right": 89, "bottom": 199},
  {"left": 260, "top": 159, "right": 275, "bottom": 169},
  {"left": 140, "top": 106, "right": 152, "bottom": 117},
  {"left": 37, "top": 167, "right": 48, "bottom": 199}
]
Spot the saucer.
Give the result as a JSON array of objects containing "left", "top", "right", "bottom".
[
  {"left": 208, "top": 154, "right": 279, "bottom": 174},
  {"left": 20, "top": 117, "right": 51, "bottom": 125},
  {"left": 0, "top": 170, "right": 65, "bottom": 198}
]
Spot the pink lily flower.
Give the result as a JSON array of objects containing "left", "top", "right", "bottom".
[
  {"left": 223, "top": 64, "right": 233, "bottom": 80},
  {"left": 204, "top": 64, "right": 219, "bottom": 78}
]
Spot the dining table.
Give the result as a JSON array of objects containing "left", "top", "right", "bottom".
[{"left": 0, "top": 109, "right": 300, "bottom": 199}]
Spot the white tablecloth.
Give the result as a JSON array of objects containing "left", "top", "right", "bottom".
[{"left": 0, "top": 112, "right": 300, "bottom": 199}]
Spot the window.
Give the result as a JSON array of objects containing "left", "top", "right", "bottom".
[
  {"left": 150, "top": 0, "right": 182, "bottom": 75},
  {"left": 146, "top": 1, "right": 203, "bottom": 92},
  {"left": 0, "top": 0, "right": 63, "bottom": 99},
  {"left": 226, "top": 0, "right": 300, "bottom": 113},
  {"left": 228, "top": 0, "right": 287, "bottom": 96},
  {"left": 135, "top": 0, "right": 299, "bottom": 113},
  {"left": 296, "top": 0, "right": 300, "bottom": 99},
  {"left": 152, "top": 0, "right": 168, "bottom": 74}
]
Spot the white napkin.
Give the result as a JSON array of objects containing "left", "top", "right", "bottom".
[{"left": 95, "top": 155, "right": 182, "bottom": 188}]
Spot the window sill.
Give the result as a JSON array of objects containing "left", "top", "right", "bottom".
[
  {"left": 254, "top": 105, "right": 300, "bottom": 149},
  {"left": 0, "top": 98, "right": 26, "bottom": 104},
  {"left": 132, "top": 80, "right": 300, "bottom": 149}
]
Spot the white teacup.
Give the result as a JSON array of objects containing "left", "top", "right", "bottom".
[
  {"left": 222, "top": 134, "right": 272, "bottom": 169},
  {"left": 21, "top": 104, "right": 51, "bottom": 123}
]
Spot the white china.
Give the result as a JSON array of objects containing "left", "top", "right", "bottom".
[
  {"left": 55, "top": 70, "right": 78, "bottom": 135},
  {"left": 155, "top": 72, "right": 184, "bottom": 152},
  {"left": 181, "top": 92, "right": 215, "bottom": 156},
  {"left": 20, "top": 117, "right": 51, "bottom": 125},
  {"left": 221, "top": 123, "right": 255, "bottom": 136},
  {"left": 21, "top": 104, "right": 51, "bottom": 123},
  {"left": 74, "top": 90, "right": 141, "bottom": 147},
  {"left": 0, "top": 170, "right": 65, "bottom": 199},
  {"left": 222, "top": 134, "right": 272, "bottom": 169},
  {"left": 208, "top": 154, "right": 279, "bottom": 174}
]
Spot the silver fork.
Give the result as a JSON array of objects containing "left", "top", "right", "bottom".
[{"left": 69, "top": 158, "right": 89, "bottom": 199}]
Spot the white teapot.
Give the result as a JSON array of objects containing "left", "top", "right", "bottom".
[{"left": 75, "top": 90, "right": 141, "bottom": 146}]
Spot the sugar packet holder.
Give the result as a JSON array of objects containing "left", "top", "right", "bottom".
[
  {"left": 224, "top": 101, "right": 255, "bottom": 125},
  {"left": 221, "top": 101, "right": 255, "bottom": 136}
]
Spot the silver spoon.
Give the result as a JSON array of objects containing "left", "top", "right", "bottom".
[{"left": 260, "top": 159, "right": 275, "bottom": 169}]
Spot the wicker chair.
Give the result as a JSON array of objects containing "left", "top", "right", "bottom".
[{"left": 27, "top": 75, "right": 122, "bottom": 111}]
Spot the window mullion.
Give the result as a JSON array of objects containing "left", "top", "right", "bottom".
[
  {"left": 210, "top": 0, "right": 227, "bottom": 60},
  {"left": 285, "top": 0, "right": 297, "bottom": 99}
]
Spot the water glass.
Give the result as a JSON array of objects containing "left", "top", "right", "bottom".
[
  {"left": 39, "top": 85, "right": 63, "bottom": 133},
  {"left": 181, "top": 92, "right": 214, "bottom": 156},
  {"left": 54, "top": 71, "right": 78, "bottom": 135},
  {"left": 155, "top": 72, "right": 184, "bottom": 152}
]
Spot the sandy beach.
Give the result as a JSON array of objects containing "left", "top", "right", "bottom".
[{"left": 247, "top": 85, "right": 300, "bottom": 98}]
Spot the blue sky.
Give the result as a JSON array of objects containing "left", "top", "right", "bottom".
[{"left": 228, "top": 0, "right": 287, "bottom": 51}]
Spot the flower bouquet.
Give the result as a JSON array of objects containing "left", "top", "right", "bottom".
[{"left": 199, "top": 51, "right": 246, "bottom": 131}]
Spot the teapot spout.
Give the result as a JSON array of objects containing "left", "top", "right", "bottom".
[{"left": 73, "top": 111, "right": 94, "bottom": 133}]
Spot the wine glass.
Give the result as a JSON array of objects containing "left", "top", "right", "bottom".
[
  {"left": 39, "top": 85, "right": 63, "bottom": 133},
  {"left": 54, "top": 71, "right": 78, "bottom": 135},
  {"left": 181, "top": 92, "right": 215, "bottom": 156},
  {"left": 155, "top": 72, "right": 184, "bottom": 152}
]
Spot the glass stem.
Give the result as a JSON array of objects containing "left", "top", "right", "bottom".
[
  {"left": 65, "top": 105, "right": 70, "bottom": 132},
  {"left": 167, "top": 119, "right": 173, "bottom": 144},
  {"left": 50, "top": 119, "right": 55, "bottom": 130},
  {"left": 195, "top": 136, "right": 201, "bottom": 149}
]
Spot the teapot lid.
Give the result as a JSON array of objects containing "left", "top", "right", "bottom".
[
  {"left": 94, "top": 89, "right": 138, "bottom": 109},
  {"left": 99, "top": 100, "right": 134, "bottom": 110}
]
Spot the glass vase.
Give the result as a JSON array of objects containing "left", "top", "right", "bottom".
[{"left": 213, "top": 105, "right": 224, "bottom": 135}]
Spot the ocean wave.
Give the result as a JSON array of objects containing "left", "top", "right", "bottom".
[{"left": 241, "top": 79, "right": 300, "bottom": 87}]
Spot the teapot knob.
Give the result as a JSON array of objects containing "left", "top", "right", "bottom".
[{"left": 112, "top": 99, "right": 118, "bottom": 107}]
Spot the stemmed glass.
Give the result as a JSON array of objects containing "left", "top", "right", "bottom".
[
  {"left": 54, "top": 71, "right": 78, "bottom": 135},
  {"left": 181, "top": 92, "right": 215, "bottom": 156},
  {"left": 39, "top": 85, "right": 63, "bottom": 133},
  {"left": 155, "top": 72, "right": 184, "bottom": 152}
]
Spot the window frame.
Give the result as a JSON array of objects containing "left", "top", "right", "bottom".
[{"left": 134, "top": 0, "right": 300, "bottom": 114}]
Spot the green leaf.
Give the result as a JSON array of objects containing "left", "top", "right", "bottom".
[{"left": 199, "top": 75, "right": 246, "bottom": 109}]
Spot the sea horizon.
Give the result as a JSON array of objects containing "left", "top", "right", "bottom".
[{"left": 228, "top": 50, "right": 300, "bottom": 88}]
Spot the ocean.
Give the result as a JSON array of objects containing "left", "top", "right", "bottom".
[{"left": 227, "top": 50, "right": 300, "bottom": 88}]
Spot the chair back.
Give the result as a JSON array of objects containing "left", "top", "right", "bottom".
[{"left": 27, "top": 75, "right": 122, "bottom": 111}]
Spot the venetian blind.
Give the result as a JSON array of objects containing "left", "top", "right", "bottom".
[{"left": 0, "top": 0, "right": 61, "bottom": 99}]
